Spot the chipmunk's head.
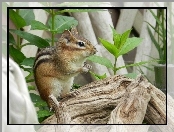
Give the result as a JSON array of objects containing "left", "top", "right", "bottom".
[{"left": 57, "top": 28, "right": 97, "bottom": 58}]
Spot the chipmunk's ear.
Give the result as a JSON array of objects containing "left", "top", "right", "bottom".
[
  {"left": 62, "top": 30, "right": 73, "bottom": 38},
  {"left": 62, "top": 30, "right": 74, "bottom": 43},
  {"left": 70, "top": 27, "right": 78, "bottom": 36}
]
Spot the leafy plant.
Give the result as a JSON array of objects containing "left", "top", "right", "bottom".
[
  {"left": 88, "top": 26, "right": 149, "bottom": 78},
  {"left": 9, "top": 8, "right": 105, "bottom": 122},
  {"left": 146, "top": 9, "right": 166, "bottom": 64},
  {"left": 87, "top": 26, "right": 158, "bottom": 79}
]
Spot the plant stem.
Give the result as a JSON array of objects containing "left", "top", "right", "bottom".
[
  {"left": 51, "top": 9, "right": 55, "bottom": 46},
  {"left": 114, "top": 57, "right": 117, "bottom": 75},
  {"left": 161, "top": 9, "right": 166, "bottom": 64},
  {"left": 16, "top": 9, "right": 21, "bottom": 50}
]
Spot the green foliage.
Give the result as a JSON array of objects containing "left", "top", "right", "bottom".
[
  {"left": 90, "top": 71, "right": 107, "bottom": 80},
  {"left": 99, "top": 38, "right": 118, "bottom": 57},
  {"left": 124, "top": 73, "right": 139, "bottom": 79},
  {"left": 30, "top": 93, "right": 54, "bottom": 123},
  {"left": 19, "top": 9, "right": 35, "bottom": 26},
  {"left": 21, "top": 57, "right": 35, "bottom": 67},
  {"left": 9, "top": 32, "right": 16, "bottom": 45},
  {"left": 146, "top": 9, "right": 166, "bottom": 64},
  {"left": 9, "top": 45, "right": 26, "bottom": 64},
  {"left": 87, "top": 26, "right": 145, "bottom": 77},
  {"left": 72, "top": 84, "right": 81, "bottom": 90},
  {"left": 10, "top": 29, "right": 50, "bottom": 48},
  {"left": 9, "top": 9, "right": 26, "bottom": 29},
  {"left": 31, "top": 20, "right": 49, "bottom": 30},
  {"left": 87, "top": 55, "right": 113, "bottom": 69},
  {"left": 118, "top": 37, "right": 143, "bottom": 57},
  {"left": 48, "top": 15, "right": 78, "bottom": 34}
]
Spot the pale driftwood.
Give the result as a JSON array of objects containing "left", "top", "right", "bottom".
[{"left": 41, "top": 74, "right": 166, "bottom": 124}]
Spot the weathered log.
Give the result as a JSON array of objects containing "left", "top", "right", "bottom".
[{"left": 41, "top": 74, "right": 166, "bottom": 124}]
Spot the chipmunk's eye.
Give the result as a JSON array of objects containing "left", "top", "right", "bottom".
[{"left": 77, "top": 41, "right": 85, "bottom": 47}]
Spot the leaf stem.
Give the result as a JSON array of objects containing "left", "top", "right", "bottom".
[
  {"left": 114, "top": 57, "right": 117, "bottom": 75},
  {"left": 161, "top": 9, "right": 166, "bottom": 64},
  {"left": 51, "top": 9, "right": 55, "bottom": 46}
]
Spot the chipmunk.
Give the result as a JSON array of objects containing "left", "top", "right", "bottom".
[{"left": 33, "top": 28, "right": 97, "bottom": 110}]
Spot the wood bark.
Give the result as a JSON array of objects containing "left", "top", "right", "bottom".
[{"left": 41, "top": 74, "right": 166, "bottom": 124}]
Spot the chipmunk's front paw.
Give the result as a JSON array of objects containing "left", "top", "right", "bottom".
[{"left": 82, "top": 62, "right": 92, "bottom": 73}]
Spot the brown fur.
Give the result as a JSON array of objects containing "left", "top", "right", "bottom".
[{"left": 33, "top": 27, "right": 97, "bottom": 108}]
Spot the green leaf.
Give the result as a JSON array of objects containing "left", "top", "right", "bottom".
[
  {"left": 118, "top": 37, "right": 143, "bottom": 57},
  {"left": 20, "top": 65, "right": 33, "bottom": 73},
  {"left": 9, "top": 45, "right": 26, "bottom": 64},
  {"left": 110, "top": 26, "right": 121, "bottom": 49},
  {"left": 10, "top": 29, "right": 50, "bottom": 48},
  {"left": 147, "top": 26, "right": 162, "bottom": 59},
  {"left": 124, "top": 73, "right": 139, "bottom": 79},
  {"left": 28, "top": 85, "right": 35, "bottom": 91},
  {"left": 120, "top": 29, "right": 132, "bottom": 48},
  {"left": 90, "top": 71, "right": 107, "bottom": 80},
  {"left": 37, "top": 110, "right": 53, "bottom": 118},
  {"left": 31, "top": 20, "right": 49, "bottom": 30},
  {"left": 30, "top": 93, "right": 43, "bottom": 103},
  {"left": 149, "top": 9, "right": 162, "bottom": 27},
  {"left": 87, "top": 55, "right": 113, "bottom": 69},
  {"left": 20, "top": 57, "right": 35, "bottom": 67},
  {"left": 35, "top": 101, "right": 48, "bottom": 107},
  {"left": 99, "top": 38, "right": 118, "bottom": 57},
  {"left": 26, "top": 79, "right": 35, "bottom": 83},
  {"left": 19, "top": 9, "right": 35, "bottom": 26},
  {"left": 48, "top": 15, "right": 78, "bottom": 34},
  {"left": 9, "top": 9, "right": 26, "bottom": 28},
  {"left": 145, "top": 21, "right": 163, "bottom": 37},
  {"left": 72, "top": 84, "right": 81, "bottom": 90},
  {"left": 45, "top": 38, "right": 59, "bottom": 43},
  {"left": 9, "top": 32, "right": 16, "bottom": 45}
]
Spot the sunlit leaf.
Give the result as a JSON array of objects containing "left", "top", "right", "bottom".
[
  {"left": 120, "top": 29, "right": 132, "bottom": 48},
  {"left": 87, "top": 55, "right": 113, "bottom": 69},
  {"left": 99, "top": 38, "right": 118, "bottom": 57},
  {"left": 48, "top": 15, "right": 78, "bottom": 34},
  {"left": 31, "top": 20, "right": 49, "bottom": 30},
  {"left": 118, "top": 37, "right": 143, "bottom": 57},
  {"left": 20, "top": 57, "right": 35, "bottom": 67},
  {"left": 9, "top": 9, "right": 26, "bottom": 28},
  {"left": 10, "top": 29, "right": 50, "bottom": 48},
  {"left": 19, "top": 9, "right": 35, "bottom": 26},
  {"left": 37, "top": 110, "right": 53, "bottom": 118},
  {"left": 90, "top": 71, "right": 107, "bottom": 80}
]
